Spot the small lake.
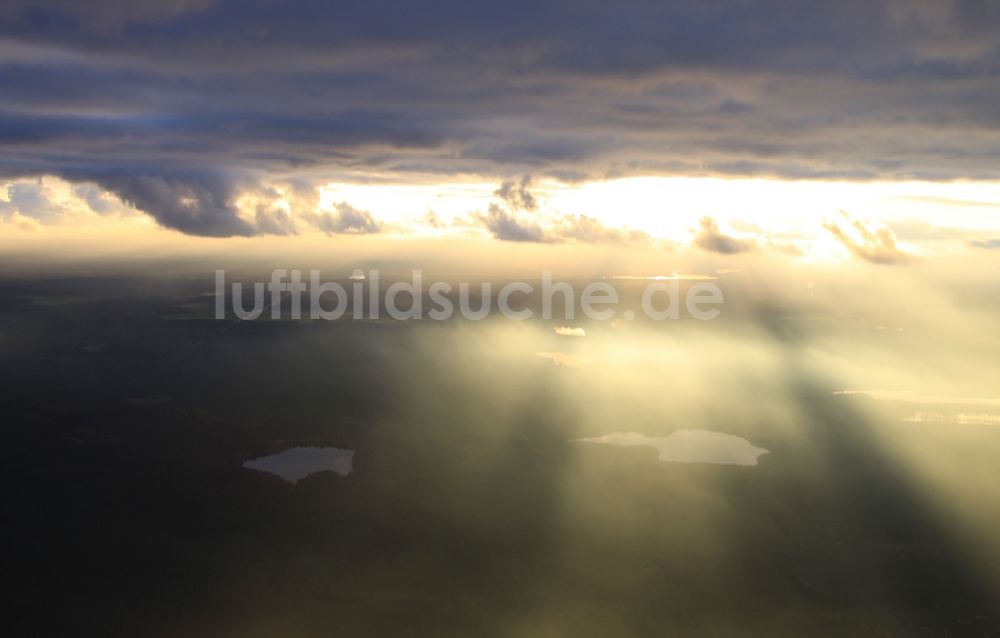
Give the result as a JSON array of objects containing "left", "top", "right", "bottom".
[
  {"left": 243, "top": 447, "right": 355, "bottom": 483},
  {"left": 575, "top": 430, "right": 768, "bottom": 466}
]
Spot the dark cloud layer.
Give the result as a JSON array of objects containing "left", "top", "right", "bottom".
[{"left": 1, "top": 1, "right": 999, "bottom": 234}]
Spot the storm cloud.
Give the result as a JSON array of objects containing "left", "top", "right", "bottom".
[{"left": 1, "top": 1, "right": 1000, "bottom": 234}]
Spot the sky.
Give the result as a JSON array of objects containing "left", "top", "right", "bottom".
[
  {"left": 4, "top": 5, "right": 1000, "bottom": 622},
  {"left": 0, "top": 0, "right": 999, "bottom": 263}
]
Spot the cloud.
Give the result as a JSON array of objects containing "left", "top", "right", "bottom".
[
  {"left": 253, "top": 205, "right": 297, "bottom": 236},
  {"left": 971, "top": 239, "right": 1000, "bottom": 250},
  {"left": 307, "top": 202, "right": 382, "bottom": 235},
  {"left": 822, "top": 211, "right": 914, "bottom": 265},
  {"left": 0, "top": 176, "right": 133, "bottom": 224},
  {"left": 423, "top": 210, "right": 445, "bottom": 229},
  {"left": 72, "top": 183, "right": 123, "bottom": 215},
  {"left": 495, "top": 176, "right": 537, "bottom": 211},
  {"left": 2, "top": 0, "right": 1000, "bottom": 236},
  {"left": 6, "top": 181, "right": 64, "bottom": 222},
  {"left": 476, "top": 207, "right": 654, "bottom": 245},
  {"left": 554, "top": 214, "right": 652, "bottom": 245},
  {"left": 474, "top": 178, "right": 652, "bottom": 245},
  {"left": 693, "top": 217, "right": 755, "bottom": 255},
  {"left": 0, "top": 0, "right": 217, "bottom": 31},
  {"left": 475, "top": 205, "right": 653, "bottom": 245},
  {"left": 84, "top": 169, "right": 256, "bottom": 237},
  {"left": 475, "top": 203, "right": 546, "bottom": 242}
]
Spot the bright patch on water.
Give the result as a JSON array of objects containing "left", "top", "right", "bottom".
[
  {"left": 575, "top": 430, "right": 769, "bottom": 466},
  {"left": 243, "top": 447, "right": 355, "bottom": 483}
]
